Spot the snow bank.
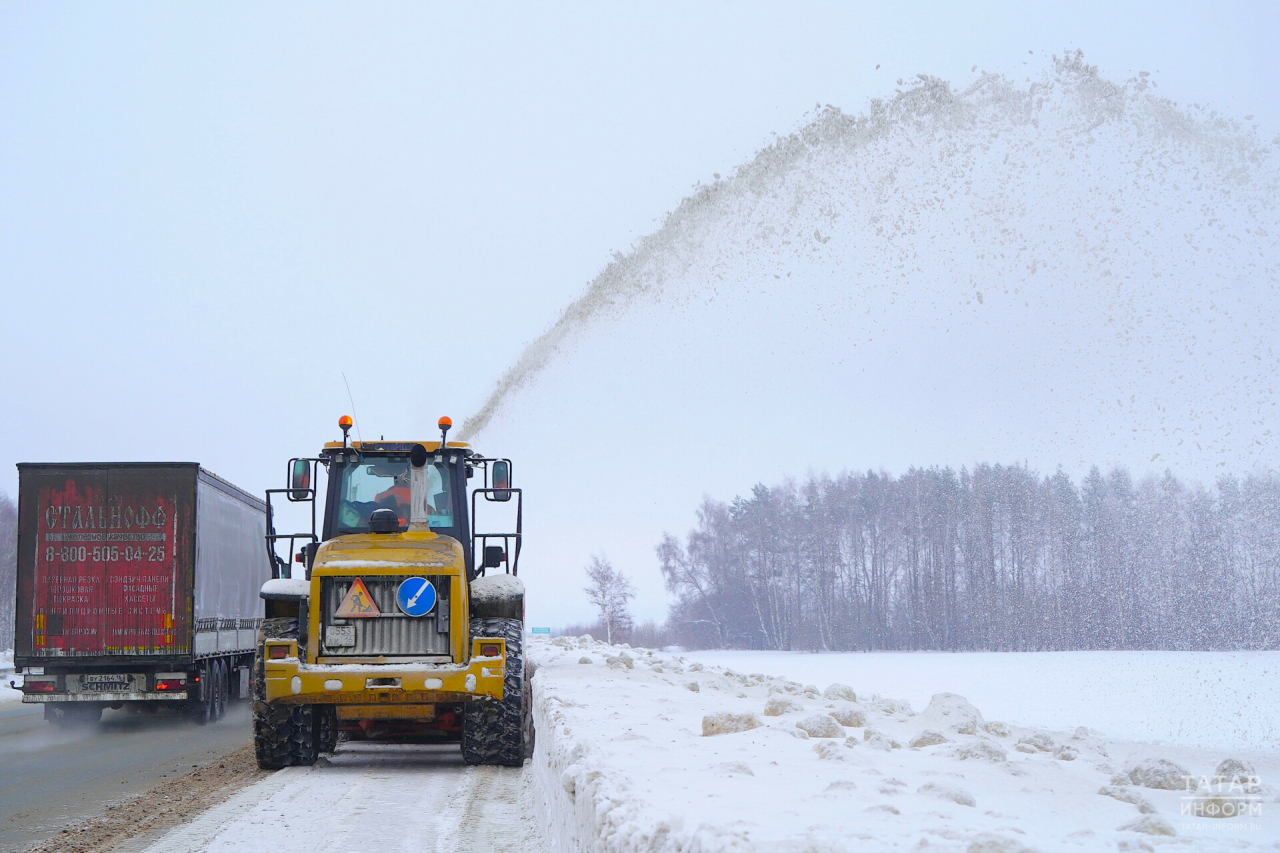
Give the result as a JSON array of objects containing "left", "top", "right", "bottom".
[
  {"left": 530, "top": 639, "right": 1280, "bottom": 852},
  {"left": 689, "top": 649, "right": 1280, "bottom": 752},
  {"left": 0, "top": 651, "right": 22, "bottom": 705},
  {"left": 470, "top": 573, "right": 525, "bottom": 603}
]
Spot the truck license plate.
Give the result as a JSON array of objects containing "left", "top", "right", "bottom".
[
  {"left": 326, "top": 626, "right": 356, "bottom": 647},
  {"left": 83, "top": 674, "right": 130, "bottom": 691}
]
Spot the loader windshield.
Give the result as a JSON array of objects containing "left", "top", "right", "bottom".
[{"left": 329, "top": 456, "right": 455, "bottom": 534}]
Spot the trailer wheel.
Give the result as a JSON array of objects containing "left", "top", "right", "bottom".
[
  {"left": 211, "top": 661, "right": 220, "bottom": 721},
  {"left": 188, "top": 661, "right": 212, "bottom": 726},
  {"left": 218, "top": 659, "right": 230, "bottom": 719},
  {"left": 253, "top": 618, "right": 317, "bottom": 769},
  {"left": 461, "top": 617, "right": 526, "bottom": 767}
]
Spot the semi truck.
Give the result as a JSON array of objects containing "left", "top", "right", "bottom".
[
  {"left": 253, "top": 415, "right": 529, "bottom": 768},
  {"left": 12, "top": 463, "right": 271, "bottom": 726}
]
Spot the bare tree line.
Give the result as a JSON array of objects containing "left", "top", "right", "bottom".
[
  {"left": 0, "top": 491, "right": 16, "bottom": 651},
  {"left": 658, "top": 465, "right": 1280, "bottom": 651}
]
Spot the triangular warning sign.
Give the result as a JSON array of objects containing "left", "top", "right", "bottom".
[{"left": 335, "top": 578, "right": 381, "bottom": 618}]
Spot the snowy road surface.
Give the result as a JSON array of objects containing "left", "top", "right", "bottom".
[
  {"left": 139, "top": 741, "right": 543, "bottom": 853},
  {"left": 0, "top": 699, "right": 252, "bottom": 851}
]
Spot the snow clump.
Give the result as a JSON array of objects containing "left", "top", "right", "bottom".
[
  {"left": 917, "top": 782, "right": 976, "bottom": 807},
  {"left": 1119, "top": 814, "right": 1177, "bottom": 836},
  {"left": 1015, "top": 733, "right": 1054, "bottom": 753},
  {"left": 713, "top": 761, "right": 754, "bottom": 776},
  {"left": 917, "top": 692, "right": 985, "bottom": 735},
  {"left": 795, "top": 714, "right": 843, "bottom": 738},
  {"left": 909, "top": 729, "right": 952, "bottom": 748},
  {"left": 606, "top": 652, "right": 634, "bottom": 670},
  {"left": 701, "top": 712, "right": 762, "bottom": 737},
  {"left": 954, "top": 740, "right": 1007, "bottom": 762},
  {"left": 812, "top": 741, "right": 850, "bottom": 761},
  {"left": 965, "top": 833, "right": 1039, "bottom": 853},
  {"left": 1098, "top": 785, "right": 1156, "bottom": 813},
  {"left": 764, "top": 695, "right": 804, "bottom": 716},
  {"left": 578, "top": 656, "right": 592, "bottom": 664},
  {"left": 1124, "top": 758, "right": 1191, "bottom": 790},
  {"left": 821, "top": 683, "right": 857, "bottom": 702},
  {"left": 827, "top": 703, "right": 867, "bottom": 727},
  {"left": 1215, "top": 757, "right": 1258, "bottom": 783},
  {"left": 863, "top": 729, "right": 901, "bottom": 751}
]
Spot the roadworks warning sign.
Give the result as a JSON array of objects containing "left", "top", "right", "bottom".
[{"left": 335, "top": 578, "right": 381, "bottom": 618}]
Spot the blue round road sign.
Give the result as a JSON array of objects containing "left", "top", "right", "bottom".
[{"left": 396, "top": 577, "right": 436, "bottom": 616}]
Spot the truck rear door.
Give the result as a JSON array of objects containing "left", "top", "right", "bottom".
[{"left": 16, "top": 464, "right": 197, "bottom": 661}]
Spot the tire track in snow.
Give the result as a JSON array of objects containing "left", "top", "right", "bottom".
[{"left": 136, "top": 742, "right": 543, "bottom": 853}]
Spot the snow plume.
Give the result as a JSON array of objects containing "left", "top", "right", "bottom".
[
  {"left": 462, "top": 50, "right": 1280, "bottom": 479},
  {"left": 471, "top": 53, "right": 1280, "bottom": 626}
]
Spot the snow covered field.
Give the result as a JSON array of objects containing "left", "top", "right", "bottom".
[
  {"left": 532, "top": 638, "right": 1280, "bottom": 852},
  {"left": 688, "top": 650, "right": 1280, "bottom": 754}
]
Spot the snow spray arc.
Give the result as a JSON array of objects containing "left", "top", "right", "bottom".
[{"left": 460, "top": 51, "right": 1280, "bottom": 478}]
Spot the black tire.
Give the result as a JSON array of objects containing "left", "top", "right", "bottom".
[
  {"left": 314, "top": 704, "right": 338, "bottom": 754},
  {"left": 216, "top": 659, "right": 229, "bottom": 721},
  {"left": 461, "top": 617, "right": 526, "bottom": 767},
  {"left": 253, "top": 618, "right": 317, "bottom": 770},
  {"left": 210, "top": 661, "right": 221, "bottom": 722},
  {"left": 188, "top": 661, "right": 211, "bottom": 726},
  {"left": 522, "top": 659, "right": 536, "bottom": 760}
]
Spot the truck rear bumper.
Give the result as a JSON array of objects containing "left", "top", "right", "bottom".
[
  {"left": 262, "top": 653, "right": 506, "bottom": 705},
  {"left": 23, "top": 692, "right": 186, "bottom": 703}
]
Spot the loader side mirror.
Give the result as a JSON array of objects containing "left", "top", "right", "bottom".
[
  {"left": 483, "top": 545, "right": 506, "bottom": 569},
  {"left": 489, "top": 460, "right": 511, "bottom": 502},
  {"left": 289, "top": 460, "right": 311, "bottom": 501}
]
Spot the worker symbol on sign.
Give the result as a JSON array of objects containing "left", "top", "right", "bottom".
[
  {"left": 335, "top": 578, "right": 381, "bottom": 618},
  {"left": 396, "top": 577, "right": 436, "bottom": 617}
]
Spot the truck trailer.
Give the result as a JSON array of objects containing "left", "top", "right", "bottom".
[{"left": 12, "top": 463, "right": 271, "bottom": 726}]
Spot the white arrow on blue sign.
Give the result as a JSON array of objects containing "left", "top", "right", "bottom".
[{"left": 396, "top": 577, "right": 437, "bottom": 617}]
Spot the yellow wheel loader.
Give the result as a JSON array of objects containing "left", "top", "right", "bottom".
[{"left": 252, "top": 416, "right": 528, "bottom": 768}]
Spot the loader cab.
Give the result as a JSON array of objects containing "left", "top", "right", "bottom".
[
  {"left": 265, "top": 423, "right": 522, "bottom": 584},
  {"left": 319, "top": 445, "right": 472, "bottom": 568}
]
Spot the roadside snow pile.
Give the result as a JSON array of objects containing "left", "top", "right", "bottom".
[
  {"left": 529, "top": 637, "right": 1280, "bottom": 852},
  {"left": 470, "top": 572, "right": 525, "bottom": 604},
  {"left": 0, "top": 651, "right": 21, "bottom": 705}
]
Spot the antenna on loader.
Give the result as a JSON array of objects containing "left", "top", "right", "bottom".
[{"left": 342, "top": 372, "right": 364, "bottom": 445}]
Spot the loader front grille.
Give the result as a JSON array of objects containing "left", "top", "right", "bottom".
[{"left": 319, "top": 576, "right": 451, "bottom": 658}]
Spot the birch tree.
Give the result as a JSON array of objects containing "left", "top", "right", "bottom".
[{"left": 584, "top": 554, "right": 635, "bottom": 644}]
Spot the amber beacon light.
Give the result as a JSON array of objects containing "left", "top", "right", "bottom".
[
  {"left": 339, "top": 415, "right": 353, "bottom": 447},
  {"left": 438, "top": 416, "right": 452, "bottom": 445}
]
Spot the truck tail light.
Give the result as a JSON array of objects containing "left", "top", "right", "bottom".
[
  {"left": 25, "top": 679, "right": 56, "bottom": 693},
  {"left": 155, "top": 678, "right": 185, "bottom": 691},
  {"left": 481, "top": 644, "right": 501, "bottom": 657},
  {"left": 269, "top": 645, "right": 289, "bottom": 659}
]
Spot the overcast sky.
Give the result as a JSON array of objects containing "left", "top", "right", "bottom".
[{"left": 3, "top": 2, "right": 1278, "bottom": 624}]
